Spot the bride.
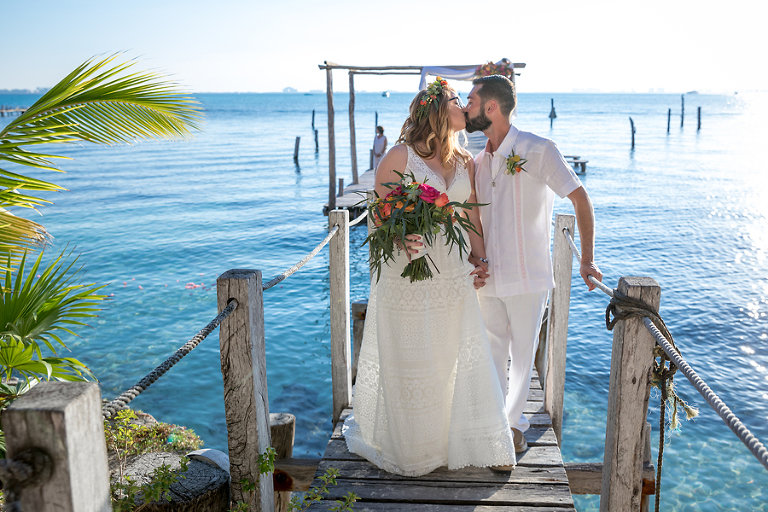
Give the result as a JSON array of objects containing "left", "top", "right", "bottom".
[{"left": 343, "top": 78, "right": 516, "bottom": 476}]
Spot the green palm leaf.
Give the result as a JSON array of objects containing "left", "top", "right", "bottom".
[{"left": 0, "top": 53, "right": 203, "bottom": 269}]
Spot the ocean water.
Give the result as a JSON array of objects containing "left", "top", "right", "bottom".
[{"left": 2, "top": 90, "right": 767, "bottom": 511}]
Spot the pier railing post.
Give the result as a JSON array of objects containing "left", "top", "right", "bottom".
[
  {"left": 543, "top": 213, "right": 575, "bottom": 446},
  {"left": 3, "top": 382, "right": 111, "bottom": 512},
  {"left": 325, "top": 63, "right": 336, "bottom": 210},
  {"left": 217, "top": 269, "right": 274, "bottom": 511},
  {"left": 600, "top": 276, "right": 659, "bottom": 512},
  {"left": 349, "top": 71, "right": 359, "bottom": 184},
  {"left": 329, "top": 210, "right": 351, "bottom": 424}
]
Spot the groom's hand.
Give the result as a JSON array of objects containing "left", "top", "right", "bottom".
[{"left": 580, "top": 260, "right": 603, "bottom": 291}]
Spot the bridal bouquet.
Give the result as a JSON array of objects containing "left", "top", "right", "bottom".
[{"left": 364, "top": 171, "right": 482, "bottom": 283}]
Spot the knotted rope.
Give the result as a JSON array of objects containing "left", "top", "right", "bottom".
[
  {"left": 605, "top": 288, "right": 698, "bottom": 512},
  {"left": 102, "top": 300, "right": 238, "bottom": 418}
]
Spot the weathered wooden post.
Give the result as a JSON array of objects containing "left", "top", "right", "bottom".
[
  {"left": 293, "top": 137, "right": 300, "bottom": 162},
  {"left": 599, "top": 276, "right": 659, "bottom": 512},
  {"left": 217, "top": 269, "right": 274, "bottom": 511},
  {"left": 667, "top": 108, "right": 671, "bottom": 134},
  {"left": 549, "top": 98, "right": 556, "bottom": 127},
  {"left": 369, "top": 149, "right": 374, "bottom": 170},
  {"left": 543, "top": 213, "right": 575, "bottom": 446},
  {"left": 374, "top": 111, "right": 378, "bottom": 129},
  {"left": 329, "top": 210, "right": 351, "bottom": 425},
  {"left": 270, "top": 413, "right": 296, "bottom": 512},
  {"left": 314, "top": 129, "right": 319, "bottom": 152},
  {"left": 338, "top": 178, "right": 344, "bottom": 197},
  {"left": 680, "top": 94, "right": 684, "bottom": 128},
  {"left": 349, "top": 72, "right": 359, "bottom": 185},
  {"left": 697, "top": 106, "right": 701, "bottom": 131},
  {"left": 3, "top": 381, "right": 111, "bottom": 512},
  {"left": 325, "top": 62, "right": 336, "bottom": 210},
  {"left": 629, "top": 117, "right": 636, "bottom": 149},
  {"left": 311, "top": 109, "right": 315, "bottom": 130}
]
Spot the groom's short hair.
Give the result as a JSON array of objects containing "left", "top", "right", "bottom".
[{"left": 472, "top": 75, "right": 516, "bottom": 117}]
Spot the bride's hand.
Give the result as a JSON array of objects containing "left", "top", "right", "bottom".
[
  {"left": 470, "top": 264, "right": 489, "bottom": 289},
  {"left": 404, "top": 234, "right": 427, "bottom": 260}
]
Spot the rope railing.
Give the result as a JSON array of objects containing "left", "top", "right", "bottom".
[
  {"left": 263, "top": 226, "right": 339, "bottom": 291},
  {"left": 104, "top": 214, "right": 360, "bottom": 418},
  {"left": 102, "top": 300, "right": 238, "bottom": 418},
  {"left": 349, "top": 210, "right": 367, "bottom": 227},
  {"left": 558, "top": 222, "right": 768, "bottom": 472}
]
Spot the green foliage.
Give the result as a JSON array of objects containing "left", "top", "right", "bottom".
[
  {"left": 105, "top": 409, "right": 199, "bottom": 511},
  {"left": 288, "top": 467, "right": 358, "bottom": 512},
  {"left": 0, "top": 53, "right": 202, "bottom": 264}
]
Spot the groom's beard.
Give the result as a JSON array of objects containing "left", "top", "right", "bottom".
[{"left": 464, "top": 110, "right": 492, "bottom": 133}]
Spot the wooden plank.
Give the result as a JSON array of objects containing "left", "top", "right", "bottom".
[
  {"left": 321, "top": 440, "right": 564, "bottom": 467},
  {"left": 310, "top": 480, "right": 573, "bottom": 508},
  {"left": 600, "top": 276, "right": 659, "bottom": 511},
  {"left": 4, "top": 382, "right": 110, "bottom": 512},
  {"left": 217, "top": 269, "right": 274, "bottom": 511},
  {"left": 564, "top": 462, "right": 655, "bottom": 496},
  {"left": 329, "top": 211, "right": 351, "bottom": 425},
  {"left": 317, "top": 459, "right": 568, "bottom": 485},
  {"left": 270, "top": 413, "right": 296, "bottom": 512},
  {"left": 273, "top": 458, "right": 321, "bottom": 492},
  {"left": 545, "top": 214, "right": 575, "bottom": 447},
  {"left": 309, "top": 503, "right": 572, "bottom": 512}
]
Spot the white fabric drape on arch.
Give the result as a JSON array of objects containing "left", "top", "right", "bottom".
[{"left": 418, "top": 61, "right": 518, "bottom": 120}]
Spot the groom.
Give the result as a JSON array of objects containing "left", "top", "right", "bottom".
[{"left": 463, "top": 75, "right": 602, "bottom": 452}]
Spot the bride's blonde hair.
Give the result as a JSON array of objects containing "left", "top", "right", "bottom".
[{"left": 397, "top": 83, "right": 471, "bottom": 168}]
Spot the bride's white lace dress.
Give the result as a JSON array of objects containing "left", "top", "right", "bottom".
[{"left": 343, "top": 146, "right": 516, "bottom": 477}]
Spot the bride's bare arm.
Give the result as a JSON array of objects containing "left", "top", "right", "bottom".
[{"left": 374, "top": 145, "right": 407, "bottom": 198}]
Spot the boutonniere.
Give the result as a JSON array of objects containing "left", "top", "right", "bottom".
[{"left": 505, "top": 148, "right": 528, "bottom": 176}]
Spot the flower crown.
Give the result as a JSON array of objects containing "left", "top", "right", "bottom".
[{"left": 416, "top": 77, "right": 448, "bottom": 121}]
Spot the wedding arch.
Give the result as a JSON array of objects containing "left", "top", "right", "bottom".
[{"left": 317, "top": 60, "right": 526, "bottom": 210}]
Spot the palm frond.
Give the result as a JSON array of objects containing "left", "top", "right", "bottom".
[{"left": 0, "top": 53, "right": 202, "bottom": 262}]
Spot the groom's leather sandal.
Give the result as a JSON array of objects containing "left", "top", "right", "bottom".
[{"left": 512, "top": 428, "right": 528, "bottom": 453}]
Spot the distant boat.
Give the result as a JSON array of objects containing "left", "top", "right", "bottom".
[
  {"left": 382, "top": 91, "right": 390, "bottom": 97},
  {"left": 685, "top": 90, "right": 699, "bottom": 95}
]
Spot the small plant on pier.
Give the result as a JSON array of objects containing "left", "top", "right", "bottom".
[{"left": 105, "top": 408, "right": 201, "bottom": 510}]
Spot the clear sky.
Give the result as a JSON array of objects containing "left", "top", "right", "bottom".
[{"left": 1, "top": 0, "right": 764, "bottom": 95}]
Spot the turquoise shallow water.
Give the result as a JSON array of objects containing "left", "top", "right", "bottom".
[{"left": 2, "top": 90, "right": 768, "bottom": 510}]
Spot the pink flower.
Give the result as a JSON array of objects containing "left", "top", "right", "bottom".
[
  {"left": 418, "top": 183, "right": 440, "bottom": 203},
  {"left": 435, "top": 193, "right": 449, "bottom": 208},
  {"left": 385, "top": 186, "right": 402, "bottom": 199}
]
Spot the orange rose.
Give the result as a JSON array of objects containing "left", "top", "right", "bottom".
[
  {"left": 435, "top": 193, "right": 449, "bottom": 208},
  {"left": 404, "top": 204, "right": 415, "bottom": 212},
  {"left": 395, "top": 201, "right": 405, "bottom": 209}
]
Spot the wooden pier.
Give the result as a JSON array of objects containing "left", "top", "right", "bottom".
[{"left": 305, "top": 368, "right": 575, "bottom": 511}]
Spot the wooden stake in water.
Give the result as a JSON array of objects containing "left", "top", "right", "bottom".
[
  {"left": 314, "top": 129, "right": 319, "bottom": 152},
  {"left": 549, "top": 98, "right": 557, "bottom": 127},
  {"left": 680, "top": 94, "right": 685, "bottom": 128},
  {"left": 293, "top": 136, "right": 300, "bottom": 162},
  {"left": 667, "top": 108, "right": 671, "bottom": 134},
  {"left": 312, "top": 109, "right": 315, "bottom": 129},
  {"left": 697, "top": 106, "right": 701, "bottom": 131},
  {"left": 630, "top": 117, "right": 636, "bottom": 149}
]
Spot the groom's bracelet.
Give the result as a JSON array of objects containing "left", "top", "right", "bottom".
[{"left": 479, "top": 258, "right": 489, "bottom": 265}]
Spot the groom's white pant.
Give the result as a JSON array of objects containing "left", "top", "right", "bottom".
[{"left": 478, "top": 291, "right": 549, "bottom": 433}]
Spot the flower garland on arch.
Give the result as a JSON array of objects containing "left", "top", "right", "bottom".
[{"left": 474, "top": 58, "right": 515, "bottom": 79}]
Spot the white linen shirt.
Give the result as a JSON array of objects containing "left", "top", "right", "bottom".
[{"left": 474, "top": 125, "right": 582, "bottom": 297}]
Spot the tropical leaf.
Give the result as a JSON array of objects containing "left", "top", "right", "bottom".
[
  {"left": 0, "top": 53, "right": 203, "bottom": 269},
  {"left": 0, "top": 249, "right": 106, "bottom": 355}
]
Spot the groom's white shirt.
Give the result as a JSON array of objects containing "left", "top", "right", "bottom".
[{"left": 474, "top": 124, "right": 582, "bottom": 297}]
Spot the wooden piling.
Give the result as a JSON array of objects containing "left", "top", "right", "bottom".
[
  {"left": 375, "top": 111, "right": 378, "bottom": 129},
  {"left": 312, "top": 109, "right": 315, "bottom": 129},
  {"left": 697, "top": 106, "right": 701, "bottom": 130},
  {"left": 543, "top": 214, "right": 575, "bottom": 446},
  {"left": 338, "top": 178, "right": 344, "bottom": 197},
  {"left": 270, "top": 413, "right": 296, "bottom": 512},
  {"left": 326, "top": 64, "right": 336, "bottom": 211},
  {"left": 217, "top": 269, "right": 274, "bottom": 511},
  {"left": 328, "top": 210, "right": 351, "bottom": 425},
  {"left": 680, "top": 94, "right": 684, "bottom": 128},
  {"left": 349, "top": 72, "right": 359, "bottom": 185},
  {"left": 3, "top": 382, "right": 111, "bottom": 512},
  {"left": 630, "top": 117, "right": 636, "bottom": 149},
  {"left": 667, "top": 108, "right": 671, "bottom": 133},
  {"left": 599, "top": 276, "right": 659, "bottom": 512},
  {"left": 293, "top": 137, "right": 300, "bottom": 162},
  {"left": 314, "top": 129, "right": 319, "bottom": 152},
  {"left": 549, "top": 98, "right": 557, "bottom": 127},
  {"left": 369, "top": 149, "right": 374, "bottom": 171}
]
